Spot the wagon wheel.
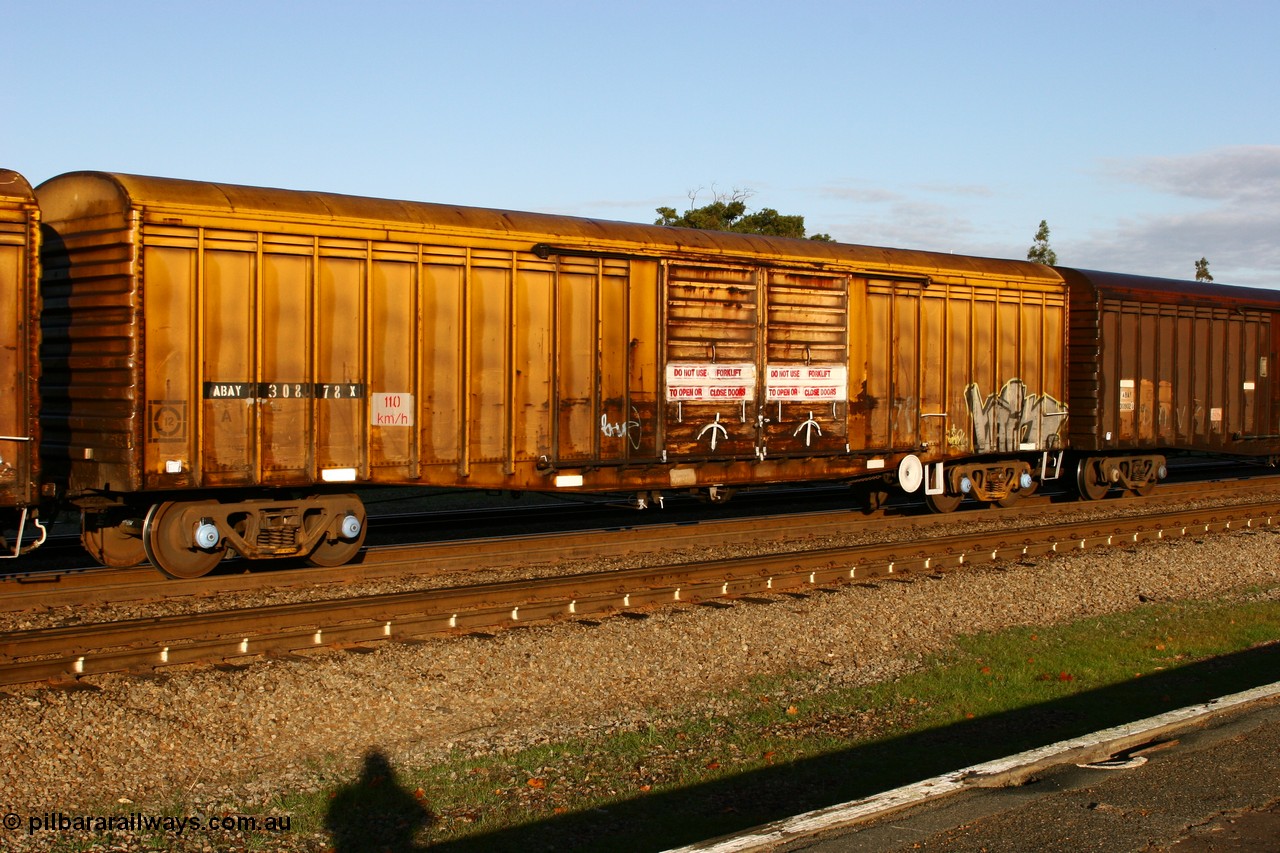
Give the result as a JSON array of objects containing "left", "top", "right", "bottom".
[
  {"left": 924, "top": 491, "right": 963, "bottom": 513},
  {"left": 142, "top": 501, "right": 226, "bottom": 579},
  {"left": 305, "top": 509, "right": 368, "bottom": 568},
  {"left": 1075, "top": 458, "right": 1111, "bottom": 501},
  {"left": 82, "top": 520, "right": 148, "bottom": 568}
]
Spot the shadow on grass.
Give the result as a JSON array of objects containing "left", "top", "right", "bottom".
[
  {"left": 326, "top": 751, "right": 435, "bottom": 852},
  {"left": 328, "top": 643, "right": 1279, "bottom": 852}
]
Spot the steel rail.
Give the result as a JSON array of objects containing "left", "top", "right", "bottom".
[
  {"left": 2, "top": 500, "right": 1278, "bottom": 687},
  {"left": 3, "top": 474, "right": 1277, "bottom": 614}
]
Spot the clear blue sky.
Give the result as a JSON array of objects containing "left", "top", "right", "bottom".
[{"left": 6, "top": 1, "right": 1278, "bottom": 285}]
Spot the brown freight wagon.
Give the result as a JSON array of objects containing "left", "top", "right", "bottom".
[
  {"left": 1062, "top": 268, "right": 1280, "bottom": 498},
  {"left": 36, "top": 172, "right": 1070, "bottom": 577},
  {"left": 0, "top": 169, "right": 45, "bottom": 557}
]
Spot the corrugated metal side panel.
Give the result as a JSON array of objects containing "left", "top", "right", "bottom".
[
  {"left": 0, "top": 171, "right": 40, "bottom": 508},
  {"left": 863, "top": 277, "right": 1068, "bottom": 460},
  {"left": 367, "top": 242, "right": 418, "bottom": 478},
  {"left": 1101, "top": 298, "right": 1247, "bottom": 449},
  {"left": 1064, "top": 268, "right": 1279, "bottom": 455},
  {"left": 140, "top": 231, "right": 204, "bottom": 489},
  {"left": 86, "top": 214, "right": 660, "bottom": 493},
  {"left": 39, "top": 215, "right": 143, "bottom": 495},
  {"left": 552, "top": 255, "right": 636, "bottom": 464}
]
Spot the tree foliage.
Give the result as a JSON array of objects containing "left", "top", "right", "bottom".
[
  {"left": 1026, "top": 220, "right": 1058, "bottom": 265},
  {"left": 655, "top": 188, "right": 833, "bottom": 241},
  {"left": 1195, "top": 257, "right": 1214, "bottom": 282}
]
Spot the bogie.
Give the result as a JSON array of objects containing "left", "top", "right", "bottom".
[
  {"left": 130, "top": 494, "right": 368, "bottom": 578},
  {"left": 1074, "top": 455, "right": 1164, "bottom": 501}
]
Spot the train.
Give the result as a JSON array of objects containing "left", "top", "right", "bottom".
[{"left": 1, "top": 167, "right": 1277, "bottom": 578}]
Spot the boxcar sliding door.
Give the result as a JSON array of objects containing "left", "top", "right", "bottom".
[
  {"left": 662, "top": 262, "right": 760, "bottom": 460},
  {"left": 759, "top": 270, "right": 850, "bottom": 455}
]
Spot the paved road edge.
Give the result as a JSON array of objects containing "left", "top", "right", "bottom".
[{"left": 664, "top": 680, "right": 1280, "bottom": 853}]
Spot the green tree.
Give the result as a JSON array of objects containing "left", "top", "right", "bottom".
[
  {"left": 1026, "top": 220, "right": 1057, "bottom": 265},
  {"left": 1195, "top": 257, "right": 1214, "bottom": 282},
  {"left": 656, "top": 188, "right": 833, "bottom": 241}
]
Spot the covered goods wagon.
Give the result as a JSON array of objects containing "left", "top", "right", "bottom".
[
  {"left": 0, "top": 169, "right": 44, "bottom": 556},
  {"left": 37, "top": 172, "right": 1069, "bottom": 576},
  {"left": 1062, "top": 268, "right": 1280, "bottom": 498}
]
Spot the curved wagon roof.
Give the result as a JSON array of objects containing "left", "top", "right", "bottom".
[
  {"left": 0, "top": 169, "right": 36, "bottom": 204},
  {"left": 36, "top": 171, "right": 1062, "bottom": 286},
  {"left": 1058, "top": 267, "right": 1280, "bottom": 309}
]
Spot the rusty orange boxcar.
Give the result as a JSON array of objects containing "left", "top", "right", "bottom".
[
  {"left": 0, "top": 169, "right": 44, "bottom": 557},
  {"left": 35, "top": 172, "right": 1070, "bottom": 576}
]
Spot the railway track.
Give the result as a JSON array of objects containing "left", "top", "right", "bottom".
[
  {"left": 0, "top": 484, "right": 869, "bottom": 607},
  {"left": 2, "top": 471, "right": 1275, "bottom": 616},
  {"left": 3, "top": 493, "right": 1278, "bottom": 687}
]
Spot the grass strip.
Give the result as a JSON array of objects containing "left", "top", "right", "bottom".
[
  {"left": 291, "top": 593, "right": 1280, "bottom": 851},
  {"left": 75, "top": 592, "right": 1280, "bottom": 852}
]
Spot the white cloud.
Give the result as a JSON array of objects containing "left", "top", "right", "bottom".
[
  {"left": 1078, "top": 146, "right": 1280, "bottom": 286},
  {"left": 820, "top": 200, "right": 984, "bottom": 254},
  {"left": 1101, "top": 145, "right": 1280, "bottom": 204},
  {"left": 817, "top": 184, "right": 905, "bottom": 205}
]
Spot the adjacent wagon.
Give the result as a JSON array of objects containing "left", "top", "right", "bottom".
[
  {"left": 0, "top": 169, "right": 44, "bottom": 557},
  {"left": 1062, "top": 268, "right": 1280, "bottom": 497}
]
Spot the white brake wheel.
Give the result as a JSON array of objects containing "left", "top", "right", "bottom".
[{"left": 898, "top": 455, "right": 924, "bottom": 493}]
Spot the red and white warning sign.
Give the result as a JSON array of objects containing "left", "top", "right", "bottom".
[
  {"left": 371, "top": 393, "right": 414, "bottom": 426},
  {"left": 765, "top": 364, "right": 847, "bottom": 402},
  {"left": 665, "top": 362, "right": 756, "bottom": 402}
]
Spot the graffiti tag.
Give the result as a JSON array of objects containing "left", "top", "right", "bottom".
[
  {"left": 600, "top": 409, "right": 643, "bottom": 450},
  {"left": 965, "top": 379, "right": 1067, "bottom": 452}
]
